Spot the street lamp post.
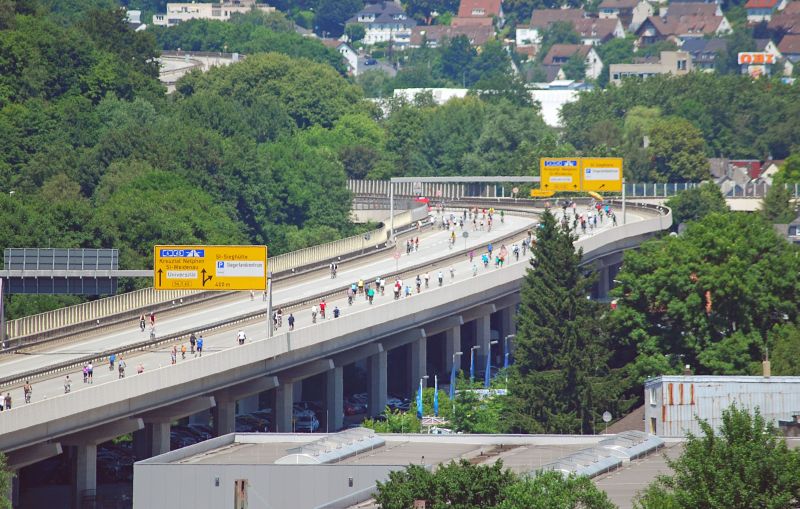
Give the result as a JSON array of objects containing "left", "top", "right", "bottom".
[
  {"left": 485, "top": 340, "right": 498, "bottom": 388},
  {"left": 469, "top": 345, "right": 480, "bottom": 383},
  {"left": 449, "top": 351, "right": 463, "bottom": 401},
  {"left": 503, "top": 334, "right": 514, "bottom": 371}
]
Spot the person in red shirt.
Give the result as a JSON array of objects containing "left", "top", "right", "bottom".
[{"left": 319, "top": 299, "right": 327, "bottom": 319}]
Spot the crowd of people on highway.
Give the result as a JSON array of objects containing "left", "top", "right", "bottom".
[
  {"left": 1, "top": 206, "right": 534, "bottom": 410},
  {"left": 550, "top": 199, "right": 617, "bottom": 234}
]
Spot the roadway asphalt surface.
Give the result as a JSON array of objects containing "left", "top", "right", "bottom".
[{"left": 0, "top": 206, "right": 642, "bottom": 408}]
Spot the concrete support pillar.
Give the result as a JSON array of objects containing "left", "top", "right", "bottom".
[
  {"left": 212, "top": 400, "right": 236, "bottom": 436},
  {"left": 74, "top": 444, "right": 97, "bottom": 509},
  {"left": 237, "top": 394, "right": 259, "bottom": 415},
  {"left": 409, "top": 336, "right": 427, "bottom": 394},
  {"left": 150, "top": 422, "right": 171, "bottom": 456},
  {"left": 8, "top": 470, "right": 18, "bottom": 509},
  {"left": 275, "top": 383, "right": 294, "bottom": 433},
  {"left": 445, "top": 326, "right": 461, "bottom": 373},
  {"left": 500, "top": 306, "right": 516, "bottom": 339},
  {"left": 598, "top": 265, "right": 610, "bottom": 299},
  {"left": 368, "top": 350, "right": 388, "bottom": 417},
  {"left": 475, "top": 315, "right": 491, "bottom": 366},
  {"left": 325, "top": 366, "right": 344, "bottom": 432}
]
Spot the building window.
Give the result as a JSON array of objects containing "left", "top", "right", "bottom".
[
  {"left": 472, "top": 8, "right": 485, "bottom": 15},
  {"left": 677, "top": 59, "right": 687, "bottom": 70},
  {"left": 649, "top": 386, "right": 658, "bottom": 405}
]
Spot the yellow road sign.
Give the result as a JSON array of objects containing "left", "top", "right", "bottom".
[
  {"left": 540, "top": 158, "right": 581, "bottom": 192},
  {"left": 154, "top": 245, "right": 267, "bottom": 291},
  {"left": 581, "top": 158, "right": 623, "bottom": 192},
  {"left": 530, "top": 189, "right": 555, "bottom": 197}
]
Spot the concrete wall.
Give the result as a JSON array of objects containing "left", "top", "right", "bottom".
[{"left": 133, "top": 463, "right": 398, "bottom": 509}]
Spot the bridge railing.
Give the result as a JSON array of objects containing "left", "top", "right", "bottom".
[{"left": 3, "top": 207, "right": 429, "bottom": 344}]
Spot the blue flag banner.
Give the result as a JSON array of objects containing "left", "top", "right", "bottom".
[{"left": 433, "top": 375, "right": 439, "bottom": 417}]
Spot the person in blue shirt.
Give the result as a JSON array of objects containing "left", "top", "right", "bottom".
[{"left": 196, "top": 336, "right": 204, "bottom": 357}]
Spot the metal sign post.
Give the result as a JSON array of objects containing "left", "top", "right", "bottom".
[
  {"left": 622, "top": 178, "right": 627, "bottom": 225},
  {"left": 0, "top": 278, "right": 5, "bottom": 349},
  {"left": 389, "top": 181, "right": 395, "bottom": 244},
  {"left": 266, "top": 271, "right": 273, "bottom": 338}
]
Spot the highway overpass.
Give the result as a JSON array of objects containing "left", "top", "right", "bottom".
[{"left": 0, "top": 201, "right": 670, "bottom": 507}]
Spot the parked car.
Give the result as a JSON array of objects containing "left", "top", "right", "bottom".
[
  {"left": 295, "top": 413, "right": 320, "bottom": 432},
  {"left": 386, "top": 396, "right": 410, "bottom": 412},
  {"left": 364, "top": 58, "right": 378, "bottom": 66}
]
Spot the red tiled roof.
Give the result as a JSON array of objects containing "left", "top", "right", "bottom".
[
  {"left": 599, "top": 0, "right": 640, "bottom": 10},
  {"left": 410, "top": 24, "right": 494, "bottom": 46},
  {"left": 730, "top": 160, "right": 763, "bottom": 180},
  {"left": 745, "top": 0, "right": 780, "bottom": 9},
  {"left": 451, "top": 16, "right": 494, "bottom": 27},
  {"left": 778, "top": 33, "right": 800, "bottom": 53},
  {"left": 573, "top": 17, "right": 619, "bottom": 41},
  {"left": 457, "top": 0, "right": 502, "bottom": 18},
  {"left": 530, "top": 8, "right": 586, "bottom": 28},
  {"left": 542, "top": 44, "right": 591, "bottom": 64},
  {"left": 783, "top": 1, "right": 800, "bottom": 14},
  {"left": 769, "top": 12, "right": 800, "bottom": 32},
  {"left": 638, "top": 14, "right": 724, "bottom": 36},
  {"left": 667, "top": 3, "right": 719, "bottom": 17}
]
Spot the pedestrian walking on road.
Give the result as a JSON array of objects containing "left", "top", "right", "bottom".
[
  {"left": 320, "top": 300, "right": 327, "bottom": 319},
  {"left": 333, "top": 306, "right": 340, "bottom": 318},
  {"left": 83, "top": 364, "right": 88, "bottom": 384},
  {"left": 119, "top": 358, "right": 126, "bottom": 378},
  {"left": 437, "top": 270, "right": 444, "bottom": 287},
  {"left": 190, "top": 333, "right": 196, "bottom": 354},
  {"left": 197, "top": 336, "right": 204, "bottom": 357},
  {"left": 23, "top": 381, "right": 32, "bottom": 403},
  {"left": 170, "top": 348, "right": 177, "bottom": 365},
  {"left": 4, "top": 393, "right": 11, "bottom": 410},
  {"left": 237, "top": 330, "right": 247, "bottom": 345},
  {"left": 139, "top": 314, "right": 146, "bottom": 332},
  {"left": 288, "top": 313, "right": 295, "bottom": 330},
  {"left": 149, "top": 312, "right": 155, "bottom": 328},
  {"left": 64, "top": 375, "right": 71, "bottom": 394},
  {"left": 137, "top": 363, "right": 144, "bottom": 374},
  {"left": 109, "top": 353, "right": 116, "bottom": 371},
  {"left": 87, "top": 363, "right": 94, "bottom": 384},
  {"left": 424, "top": 272, "right": 430, "bottom": 288},
  {"left": 181, "top": 344, "right": 187, "bottom": 360},
  {"left": 312, "top": 305, "right": 318, "bottom": 323}
]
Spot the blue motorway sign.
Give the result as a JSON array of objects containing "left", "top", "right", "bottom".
[
  {"left": 543, "top": 159, "right": 579, "bottom": 167},
  {"left": 159, "top": 249, "right": 205, "bottom": 258}
]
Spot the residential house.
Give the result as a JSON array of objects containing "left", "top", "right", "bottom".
[
  {"left": 598, "top": 0, "right": 654, "bottom": 31},
  {"left": 542, "top": 44, "right": 604, "bottom": 79},
  {"left": 456, "top": 0, "right": 504, "bottom": 26},
  {"left": 635, "top": 13, "right": 731, "bottom": 46},
  {"left": 768, "top": 3, "right": 800, "bottom": 35},
  {"left": 778, "top": 33, "right": 800, "bottom": 61},
  {"left": 759, "top": 159, "right": 785, "bottom": 185},
  {"left": 609, "top": 50, "right": 693, "bottom": 84},
  {"left": 573, "top": 17, "right": 626, "bottom": 45},
  {"left": 745, "top": 0, "right": 787, "bottom": 22},
  {"left": 451, "top": 16, "right": 495, "bottom": 27},
  {"left": 410, "top": 24, "right": 494, "bottom": 48},
  {"left": 125, "top": 9, "right": 147, "bottom": 31},
  {"left": 321, "top": 40, "right": 359, "bottom": 75},
  {"left": 681, "top": 37, "right": 727, "bottom": 70},
  {"left": 348, "top": 2, "right": 417, "bottom": 47},
  {"left": 517, "top": 8, "right": 586, "bottom": 47},
  {"left": 153, "top": 1, "right": 275, "bottom": 27},
  {"left": 755, "top": 38, "right": 793, "bottom": 75}
]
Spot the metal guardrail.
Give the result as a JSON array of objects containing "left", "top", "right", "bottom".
[{"left": 3, "top": 207, "right": 428, "bottom": 347}]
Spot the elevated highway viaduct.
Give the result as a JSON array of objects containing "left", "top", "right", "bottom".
[{"left": 0, "top": 201, "right": 671, "bottom": 507}]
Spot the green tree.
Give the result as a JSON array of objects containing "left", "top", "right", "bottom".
[
  {"left": 498, "top": 471, "right": 617, "bottom": 509},
  {"left": 441, "top": 35, "right": 477, "bottom": 84},
  {"left": 596, "top": 36, "right": 635, "bottom": 88},
  {"left": 769, "top": 322, "right": 800, "bottom": 375},
  {"left": 344, "top": 22, "right": 365, "bottom": 42},
  {"left": 647, "top": 117, "right": 710, "bottom": 181},
  {"left": 403, "top": 0, "right": 460, "bottom": 23},
  {"left": 0, "top": 452, "right": 10, "bottom": 509},
  {"left": 507, "top": 210, "right": 620, "bottom": 434},
  {"left": 538, "top": 21, "right": 580, "bottom": 60},
  {"left": 562, "top": 52, "right": 587, "bottom": 81},
  {"left": 761, "top": 182, "right": 796, "bottom": 223},
  {"left": 314, "top": 0, "right": 362, "bottom": 37},
  {"left": 611, "top": 212, "right": 800, "bottom": 383},
  {"left": 375, "top": 459, "right": 516, "bottom": 509},
  {"left": 772, "top": 153, "right": 800, "bottom": 187},
  {"left": 665, "top": 182, "right": 728, "bottom": 225},
  {"left": 635, "top": 406, "right": 800, "bottom": 509}
]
